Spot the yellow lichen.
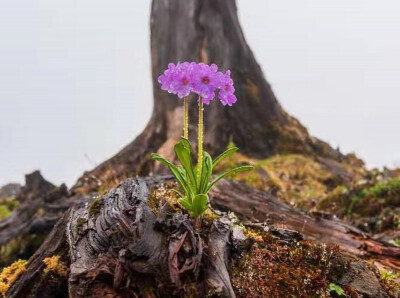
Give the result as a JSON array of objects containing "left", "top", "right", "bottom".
[
  {"left": 242, "top": 227, "right": 263, "bottom": 243},
  {"left": 43, "top": 255, "right": 68, "bottom": 277},
  {"left": 0, "top": 259, "right": 27, "bottom": 296},
  {"left": 148, "top": 183, "right": 181, "bottom": 215}
]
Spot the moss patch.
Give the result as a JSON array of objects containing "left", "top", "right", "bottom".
[
  {"left": 0, "top": 197, "right": 19, "bottom": 220},
  {"left": 148, "top": 182, "right": 186, "bottom": 215},
  {"left": 0, "top": 234, "right": 46, "bottom": 269},
  {"left": 378, "top": 270, "right": 400, "bottom": 297},
  {"left": 88, "top": 196, "right": 103, "bottom": 218},
  {"left": 231, "top": 228, "right": 348, "bottom": 297},
  {"left": 215, "top": 152, "right": 364, "bottom": 209},
  {"left": 318, "top": 177, "right": 400, "bottom": 233}
]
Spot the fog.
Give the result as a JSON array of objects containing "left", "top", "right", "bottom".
[{"left": 1, "top": 0, "right": 399, "bottom": 186}]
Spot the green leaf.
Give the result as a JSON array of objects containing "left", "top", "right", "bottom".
[
  {"left": 206, "top": 165, "right": 253, "bottom": 193},
  {"left": 174, "top": 138, "right": 197, "bottom": 189},
  {"left": 328, "top": 283, "right": 345, "bottom": 296},
  {"left": 199, "top": 152, "right": 213, "bottom": 193},
  {"left": 151, "top": 153, "right": 194, "bottom": 198},
  {"left": 191, "top": 194, "right": 208, "bottom": 217},
  {"left": 177, "top": 167, "right": 195, "bottom": 202},
  {"left": 178, "top": 197, "right": 192, "bottom": 212},
  {"left": 212, "top": 147, "right": 238, "bottom": 169},
  {"left": 169, "top": 188, "right": 183, "bottom": 198}
]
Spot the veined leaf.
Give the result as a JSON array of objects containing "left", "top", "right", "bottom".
[
  {"left": 151, "top": 153, "right": 194, "bottom": 198},
  {"left": 178, "top": 197, "right": 192, "bottom": 212},
  {"left": 169, "top": 188, "right": 183, "bottom": 198},
  {"left": 174, "top": 138, "right": 197, "bottom": 189},
  {"left": 191, "top": 193, "right": 208, "bottom": 217},
  {"left": 212, "top": 147, "right": 238, "bottom": 169},
  {"left": 206, "top": 165, "right": 253, "bottom": 193},
  {"left": 199, "top": 152, "right": 213, "bottom": 193}
]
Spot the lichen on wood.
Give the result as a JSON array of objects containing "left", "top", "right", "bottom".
[{"left": 0, "top": 259, "right": 26, "bottom": 297}]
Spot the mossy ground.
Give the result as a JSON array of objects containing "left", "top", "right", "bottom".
[
  {"left": 231, "top": 228, "right": 399, "bottom": 297},
  {"left": 216, "top": 151, "right": 399, "bottom": 245},
  {"left": 215, "top": 152, "right": 364, "bottom": 209},
  {"left": 231, "top": 228, "right": 346, "bottom": 297},
  {"left": 318, "top": 176, "right": 400, "bottom": 234}
]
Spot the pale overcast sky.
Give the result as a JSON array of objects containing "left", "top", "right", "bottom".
[{"left": 1, "top": 0, "right": 400, "bottom": 186}]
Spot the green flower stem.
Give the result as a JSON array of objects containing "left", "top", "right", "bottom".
[
  {"left": 197, "top": 97, "right": 204, "bottom": 183},
  {"left": 183, "top": 96, "right": 189, "bottom": 139}
]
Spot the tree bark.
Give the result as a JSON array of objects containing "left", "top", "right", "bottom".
[{"left": 72, "top": 0, "right": 342, "bottom": 194}]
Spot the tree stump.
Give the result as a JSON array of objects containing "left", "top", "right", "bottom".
[{"left": 73, "top": 0, "right": 343, "bottom": 194}]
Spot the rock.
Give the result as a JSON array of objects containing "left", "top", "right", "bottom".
[{"left": 338, "top": 261, "right": 385, "bottom": 297}]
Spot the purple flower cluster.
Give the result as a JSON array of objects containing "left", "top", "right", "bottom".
[{"left": 158, "top": 62, "right": 237, "bottom": 106}]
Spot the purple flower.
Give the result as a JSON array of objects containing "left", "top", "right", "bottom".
[
  {"left": 169, "top": 62, "right": 194, "bottom": 98},
  {"left": 158, "top": 63, "right": 176, "bottom": 92},
  {"left": 158, "top": 62, "right": 237, "bottom": 106},
  {"left": 217, "top": 70, "right": 236, "bottom": 106},
  {"left": 191, "top": 63, "right": 221, "bottom": 104}
]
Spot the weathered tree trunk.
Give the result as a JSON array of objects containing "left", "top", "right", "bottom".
[{"left": 73, "top": 0, "right": 342, "bottom": 194}]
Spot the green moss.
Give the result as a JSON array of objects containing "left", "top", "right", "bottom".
[
  {"left": 0, "top": 197, "right": 19, "bottom": 220},
  {"left": 0, "top": 205, "right": 13, "bottom": 220},
  {"left": 389, "top": 239, "right": 400, "bottom": 247},
  {"left": 88, "top": 196, "right": 103, "bottom": 218},
  {"left": 0, "top": 234, "right": 45, "bottom": 269},
  {"left": 214, "top": 152, "right": 341, "bottom": 208},
  {"left": 0, "top": 239, "right": 23, "bottom": 268},
  {"left": 319, "top": 177, "right": 400, "bottom": 233},
  {"left": 377, "top": 269, "right": 400, "bottom": 297},
  {"left": 328, "top": 283, "right": 345, "bottom": 296},
  {"left": 76, "top": 217, "right": 87, "bottom": 230},
  {"left": 370, "top": 178, "right": 400, "bottom": 198}
]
